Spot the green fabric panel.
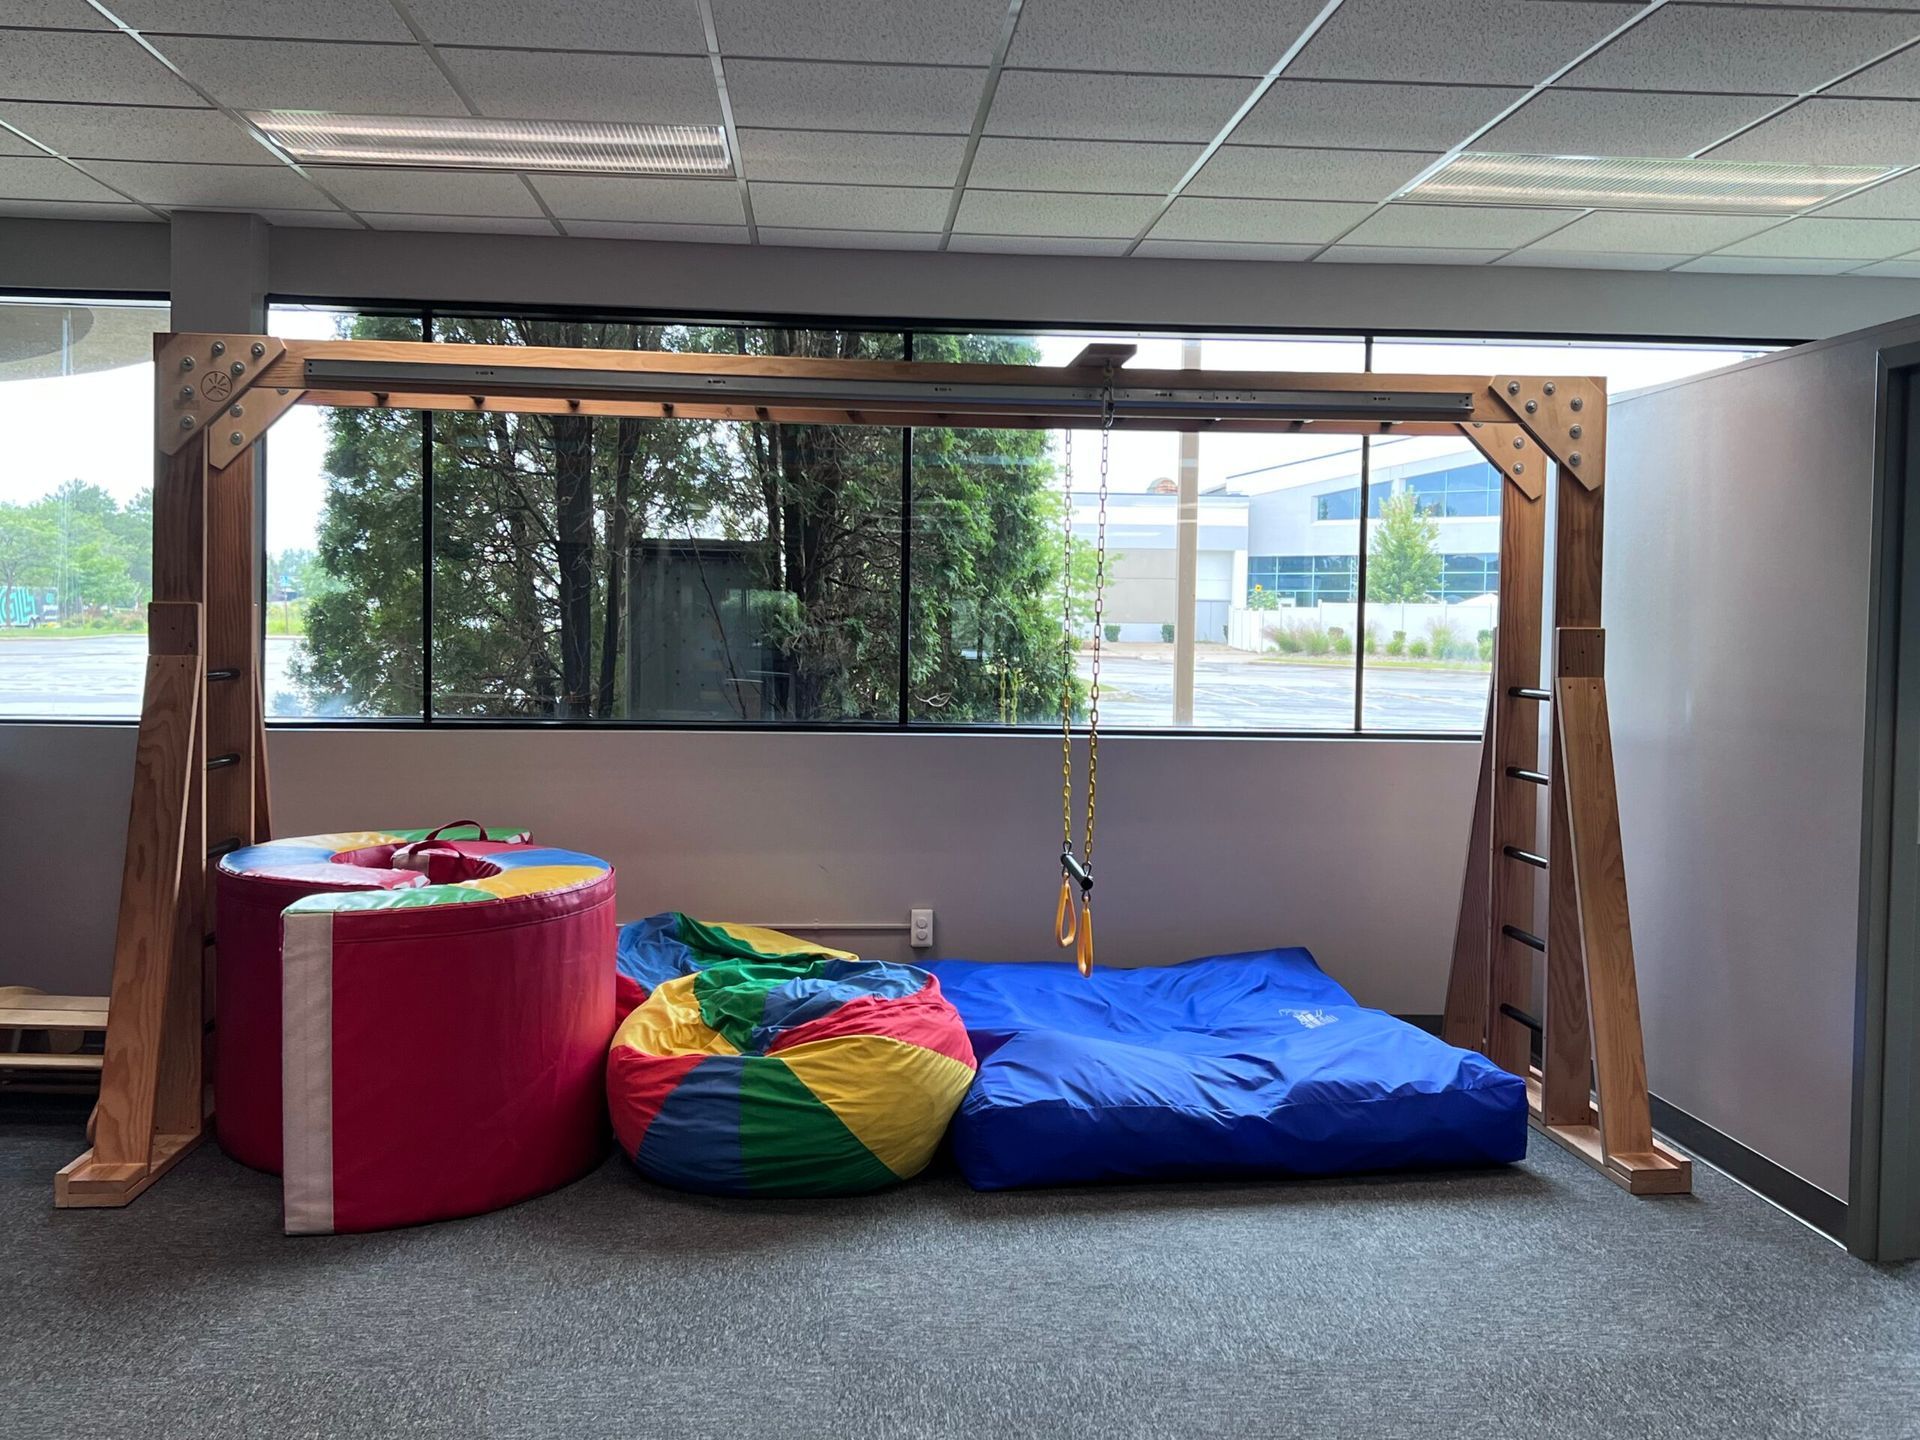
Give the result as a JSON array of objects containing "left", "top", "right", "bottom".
[
  {"left": 387, "top": 824, "right": 526, "bottom": 843},
  {"left": 690, "top": 960, "right": 802, "bottom": 1054},
  {"left": 675, "top": 913, "right": 844, "bottom": 965},
  {"left": 738, "top": 1056, "right": 897, "bottom": 1196},
  {"left": 285, "top": 885, "right": 494, "bottom": 914}
]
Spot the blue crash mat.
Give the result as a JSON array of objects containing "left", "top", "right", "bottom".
[{"left": 926, "top": 947, "right": 1528, "bottom": 1190}]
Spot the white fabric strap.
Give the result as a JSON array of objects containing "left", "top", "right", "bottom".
[{"left": 280, "top": 910, "right": 336, "bottom": 1236}]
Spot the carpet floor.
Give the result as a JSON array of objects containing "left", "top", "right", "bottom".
[{"left": 3, "top": 1106, "right": 1916, "bottom": 1440}]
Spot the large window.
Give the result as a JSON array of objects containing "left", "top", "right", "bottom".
[
  {"left": 0, "top": 296, "right": 168, "bottom": 719},
  {"left": 256, "top": 311, "right": 1773, "bottom": 734}
]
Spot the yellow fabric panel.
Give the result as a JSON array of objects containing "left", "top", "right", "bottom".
[
  {"left": 463, "top": 864, "right": 605, "bottom": 899},
  {"left": 307, "top": 831, "right": 411, "bottom": 852},
  {"left": 612, "top": 976, "right": 738, "bottom": 1058},
  {"left": 707, "top": 922, "right": 856, "bottom": 962},
  {"left": 777, "top": 1035, "right": 975, "bottom": 1179}
]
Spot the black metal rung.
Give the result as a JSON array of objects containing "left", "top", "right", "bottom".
[
  {"left": 206, "top": 752, "right": 240, "bottom": 770},
  {"left": 207, "top": 838, "right": 242, "bottom": 859},
  {"left": 1502, "top": 923, "right": 1546, "bottom": 953},
  {"left": 206, "top": 668, "right": 239, "bottom": 682},
  {"left": 1509, "top": 686, "right": 1551, "bottom": 701},
  {"left": 203, "top": 932, "right": 216, "bottom": 949},
  {"left": 1504, "top": 766, "right": 1550, "bottom": 786},
  {"left": 1503, "top": 845, "right": 1548, "bottom": 870},
  {"left": 1499, "top": 1002, "right": 1544, "bottom": 1034}
]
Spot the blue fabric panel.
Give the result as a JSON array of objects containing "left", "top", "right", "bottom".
[
  {"left": 617, "top": 915, "right": 697, "bottom": 996},
  {"left": 634, "top": 1055, "right": 747, "bottom": 1195},
  {"left": 221, "top": 843, "right": 334, "bottom": 874},
  {"left": 488, "top": 847, "right": 610, "bottom": 872},
  {"left": 928, "top": 947, "right": 1527, "bottom": 1190}
]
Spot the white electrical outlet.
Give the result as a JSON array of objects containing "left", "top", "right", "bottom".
[{"left": 909, "top": 908, "right": 934, "bottom": 950}]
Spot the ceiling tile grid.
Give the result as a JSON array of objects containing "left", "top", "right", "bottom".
[{"left": 0, "top": 0, "right": 1918, "bottom": 275}]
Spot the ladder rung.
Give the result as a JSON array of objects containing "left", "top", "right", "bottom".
[
  {"left": 206, "top": 753, "right": 240, "bottom": 770},
  {"left": 1499, "top": 1001, "right": 1544, "bottom": 1035},
  {"left": 1503, "top": 845, "right": 1548, "bottom": 870},
  {"left": 1505, "top": 766, "right": 1550, "bottom": 786},
  {"left": 1502, "top": 923, "right": 1546, "bottom": 953},
  {"left": 0, "top": 1052, "right": 103, "bottom": 1072},
  {"left": 206, "top": 668, "right": 239, "bottom": 682},
  {"left": 0, "top": 1002, "right": 108, "bottom": 1031},
  {"left": 1509, "top": 687, "right": 1551, "bottom": 701},
  {"left": 207, "top": 838, "right": 243, "bottom": 859}
]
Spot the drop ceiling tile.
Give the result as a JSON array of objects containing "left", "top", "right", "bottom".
[
  {"left": 0, "top": 197, "right": 154, "bottom": 221},
  {"left": 986, "top": 71, "right": 1247, "bottom": 144},
  {"left": 310, "top": 167, "right": 546, "bottom": 217},
  {"left": 1152, "top": 196, "right": 1373, "bottom": 243},
  {"left": 1233, "top": 80, "right": 1522, "bottom": 150},
  {"left": 1708, "top": 98, "right": 1920, "bottom": 166},
  {"left": 565, "top": 220, "right": 749, "bottom": 243},
  {"left": 1006, "top": 0, "right": 1331, "bottom": 76},
  {"left": 1520, "top": 209, "right": 1777, "bottom": 255},
  {"left": 0, "top": 154, "right": 125, "bottom": 201},
  {"left": 1718, "top": 215, "right": 1920, "bottom": 259},
  {"left": 531, "top": 174, "right": 744, "bottom": 224},
  {"left": 737, "top": 130, "right": 966, "bottom": 187},
  {"left": 1494, "top": 249, "right": 1692, "bottom": 271},
  {"left": 1342, "top": 203, "right": 1578, "bottom": 249},
  {"left": 1479, "top": 89, "right": 1782, "bottom": 159},
  {"left": 0, "top": 125, "right": 41, "bottom": 157},
  {"left": 440, "top": 49, "right": 720, "bottom": 124},
  {"left": 758, "top": 227, "right": 943, "bottom": 250},
  {"left": 969, "top": 138, "right": 1200, "bottom": 194},
  {"left": 1675, "top": 254, "right": 1863, "bottom": 274},
  {"left": 366, "top": 213, "right": 557, "bottom": 235},
  {"left": 0, "top": 28, "right": 205, "bottom": 105},
  {"left": 1290, "top": 0, "right": 1641, "bottom": 86},
  {"left": 1134, "top": 238, "right": 1321, "bottom": 261},
  {"left": 1852, "top": 258, "right": 1920, "bottom": 278},
  {"left": 1318, "top": 245, "right": 1504, "bottom": 265},
  {"left": 109, "top": 0, "right": 414, "bottom": 41},
  {"left": 1188, "top": 146, "right": 1437, "bottom": 202},
  {"left": 0, "top": 3, "right": 113, "bottom": 27},
  {"left": 0, "top": 101, "right": 267, "bottom": 163},
  {"left": 1830, "top": 42, "right": 1920, "bottom": 100},
  {"left": 949, "top": 234, "right": 1132, "bottom": 256},
  {"left": 83, "top": 158, "right": 333, "bottom": 209},
  {"left": 157, "top": 37, "right": 466, "bottom": 114},
  {"left": 1738, "top": 0, "right": 1920, "bottom": 7},
  {"left": 1566, "top": 5, "right": 1920, "bottom": 95},
  {"left": 953, "top": 188, "right": 1160, "bottom": 236},
  {"left": 1821, "top": 168, "right": 1920, "bottom": 219},
  {"left": 712, "top": 0, "right": 1009, "bottom": 65},
  {"left": 412, "top": 0, "right": 707, "bottom": 54},
  {"left": 726, "top": 60, "right": 983, "bottom": 133},
  {"left": 750, "top": 181, "right": 948, "bottom": 231}
]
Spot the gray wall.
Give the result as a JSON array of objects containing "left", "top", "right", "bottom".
[{"left": 1606, "top": 317, "right": 1920, "bottom": 1202}]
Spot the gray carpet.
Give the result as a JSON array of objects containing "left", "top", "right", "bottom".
[{"left": 3, "top": 1107, "right": 1916, "bottom": 1440}]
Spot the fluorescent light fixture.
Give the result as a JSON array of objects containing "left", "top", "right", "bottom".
[
  {"left": 248, "top": 112, "right": 732, "bottom": 176},
  {"left": 1404, "top": 151, "right": 1898, "bottom": 213}
]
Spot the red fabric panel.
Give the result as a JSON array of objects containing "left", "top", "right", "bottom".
[
  {"left": 325, "top": 872, "right": 617, "bottom": 1233},
  {"left": 605, "top": 1045, "right": 704, "bottom": 1160},
  {"left": 765, "top": 976, "right": 976, "bottom": 1071},
  {"left": 615, "top": 971, "right": 649, "bottom": 1025}
]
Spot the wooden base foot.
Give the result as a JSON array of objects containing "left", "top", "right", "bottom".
[
  {"left": 54, "top": 1131, "right": 201, "bottom": 1209},
  {"left": 1526, "top": 1075, "right": 1692, "bottom": 1196}
]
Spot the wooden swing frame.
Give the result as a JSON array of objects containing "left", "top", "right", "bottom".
[{"left": 53, "top": 330, "right": 1689, "bottom": 1207}]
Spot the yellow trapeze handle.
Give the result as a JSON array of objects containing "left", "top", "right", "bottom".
[
  {"left": 1055, "top": 874, "right": 1078, "bottom": 949},
  {"left": 1076, "top": 900, "right": 1094, "bottom": 977}
]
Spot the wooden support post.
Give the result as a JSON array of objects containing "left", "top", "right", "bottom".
[{"left": 1442, "top": 683, "right": 1496, "bottom": 1052}]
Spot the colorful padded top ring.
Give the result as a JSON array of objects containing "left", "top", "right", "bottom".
[{"left": 219, "top": 823, "right": 612, "bottom": 914}]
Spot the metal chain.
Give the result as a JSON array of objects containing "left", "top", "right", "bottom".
[
  {"left": 1059, "top": 426, "right": 1076, "bottom": 860},
  {"left": 1082, "top": 370, "right": 1113, "bottom": 876}
]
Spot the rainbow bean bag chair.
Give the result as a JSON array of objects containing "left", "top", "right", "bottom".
[
  {"left": 608, "top": 915, "right": 975, "bottom": 1196},
  {"left": 216, "top": 824, "right": 616, "bottom": 1234}
]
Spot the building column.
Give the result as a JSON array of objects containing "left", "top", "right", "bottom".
[{"left": 1173, "top": 338, "right": 1201, "bottom": 725}]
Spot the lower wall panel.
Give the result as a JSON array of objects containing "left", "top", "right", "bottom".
[{"left": 0, "top": 724, "right": 1479, "bottom": 1014}]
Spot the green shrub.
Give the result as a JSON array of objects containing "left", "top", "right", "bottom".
[
  {"left": 1247, "top": 585, "right": 1279, "bottom": 611},
  {"left": 1478, "top": 633, "right": 1494, "bottom": 662},
  {"left": 1427, "top": 621, "right": 1461, "bottom": 661},
  {"left": 1386, "top": 630, "right": 1406, "bottom": 657},
  {"left": 1364, "top": 624, "right": 1379, "bottom": 656},
  {"left": 1300, "top": 625, "right": 1331, "bottom": 656},
  {"left": 1160, "top": 622, "right": 1175, "bottom": 643},
  {"left": 1408, "top": 639, "right": 1430, "bottom": 658},
  {"left": 1104, "top": 624, "right": 1120, "bottom": 643},
  {"left": 1332, "top": 631, "right": 1353, "bottom": 655},
  {"left": 1268, "top": 624, "right": 1302, "bottom": 654}
]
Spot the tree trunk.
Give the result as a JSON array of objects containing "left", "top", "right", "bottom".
[
  {"left": 596, "top": 417, "right": 643, "bottom": 718},
  {"left": 552, "top": 412, "right": 596, "bottom": 718}
]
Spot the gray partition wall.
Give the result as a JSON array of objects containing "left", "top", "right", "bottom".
[{"left": 1608, "top": 315, "right": 1920, "bottom": 1251}]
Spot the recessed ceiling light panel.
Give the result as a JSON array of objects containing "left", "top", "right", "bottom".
[
  {"left": 249, "top": 112, "right": 732, "bottom": 176},
  {"left": 1405, "top": 152, "right": 1897, "bottom": 213}
]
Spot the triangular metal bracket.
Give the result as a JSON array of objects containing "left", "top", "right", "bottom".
[
  {"left": 156, "top": 334, "right": 286, "bottom": 456},
  {"left": 1459, "top": 420, "right": 1546, "bottom": 502},
  {"left": 1489, "top": 375, "right": 1606, "bottom": 491}
]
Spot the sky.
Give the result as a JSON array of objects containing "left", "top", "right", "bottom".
[{"left": 1, "top": 298, "right": 1769, "bottom": 563}]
